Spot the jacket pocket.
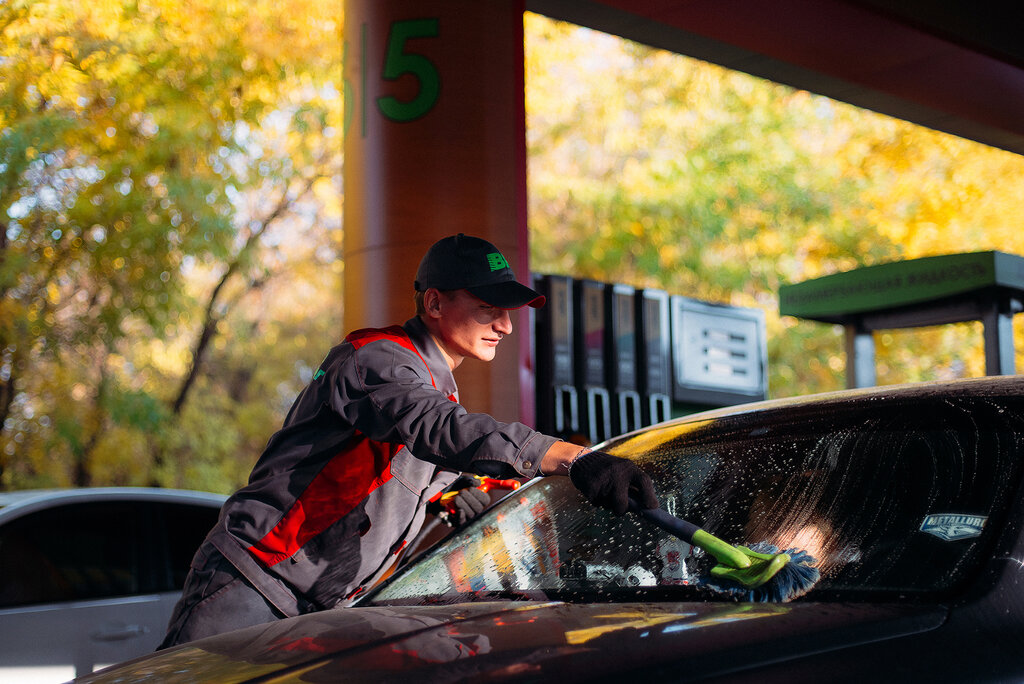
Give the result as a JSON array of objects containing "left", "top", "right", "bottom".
[{"left": 389, "top": 446, "right": 438, "bottom": 495}]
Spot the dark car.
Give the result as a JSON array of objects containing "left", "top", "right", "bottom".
[
  {"left": 0, "top": 487, "right": 226, "bottom": 683},
  {"left": 75, "top": 377, "right": 1024, "bottom": 683}
]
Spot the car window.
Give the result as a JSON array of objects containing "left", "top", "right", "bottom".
[
  {"left": 0, "top": 498, "right": 221, "bottom": 609},
  {"left": 158, "top": 502, "right": 219, "bottom": 589},
  {"left": 0, "top": 501, "right": 144, "bottom": 608},
  {"left": 368, "top": 392, "right": 1024, "bottom": 605}
]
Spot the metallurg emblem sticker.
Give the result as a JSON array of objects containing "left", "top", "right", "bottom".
[{"left": 920, "top": 513, "right": 987, "bottom": 541}]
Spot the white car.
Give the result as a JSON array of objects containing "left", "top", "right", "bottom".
[{"left": 0, "top": 487, "right": 226, "bottom": 683}]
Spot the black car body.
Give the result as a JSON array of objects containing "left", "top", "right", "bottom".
[{"left": 76, "top": 377, "right": 1024, "bottom": 682}]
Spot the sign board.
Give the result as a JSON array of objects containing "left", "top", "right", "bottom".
[{"left": 779, "top": 251, "right": 1024, "bottom": 324}]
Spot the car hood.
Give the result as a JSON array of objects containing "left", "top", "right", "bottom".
[{"left": 76, "top": 600, "right": 945, "bottom": 683}]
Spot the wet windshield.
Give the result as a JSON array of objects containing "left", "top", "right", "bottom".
[{"left": 368, "top": 389, "right": 1024, "bottom": 605}]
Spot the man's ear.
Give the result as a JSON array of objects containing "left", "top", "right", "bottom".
[{"left": 423, "top": 288, "right": 443, "bottom": 318}]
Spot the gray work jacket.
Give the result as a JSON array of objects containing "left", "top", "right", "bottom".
[{"left": 205, "top": 316, "right": 556, "bottom": 613}]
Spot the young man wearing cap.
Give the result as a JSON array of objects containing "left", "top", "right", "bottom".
[{"left": 159, "top": 234, "right": 657, "bottom": 647}]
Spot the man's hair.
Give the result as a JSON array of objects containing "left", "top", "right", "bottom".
[{"left": 414, "top": 288, "right": 457, "bottom": 315}]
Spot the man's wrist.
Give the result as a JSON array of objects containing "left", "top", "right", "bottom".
[
  {"left": 539, "top": 443, "right": 590, "bottom": 476},
  {"left": 566, "top": 446, "right": 591, "bottom": 475}
]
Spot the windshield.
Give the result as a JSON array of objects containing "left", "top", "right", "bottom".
[{"left": 369, "top": 389, "right": 1024, "bottom": 605}]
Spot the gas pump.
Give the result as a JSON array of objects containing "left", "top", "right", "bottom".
[
  {"left": 636, "top": 288, "right": 672, "bottom": 426},
  {"left": 574, "top": 279, "right": 612, "bottom": 445},
  {"left": 533, "top": 275, "right": 580, "bottom": 439},
  {"left": 532, "top": 276, "right": 768, "bottom": 436},
  {"left": 606, "top": 283, "right": 642, "bottom": 435}
]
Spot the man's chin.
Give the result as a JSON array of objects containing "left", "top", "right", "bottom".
[{"left": 473, "top": 346, "right": 498, "bottom": 362}]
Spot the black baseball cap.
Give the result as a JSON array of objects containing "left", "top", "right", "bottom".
[{"left": 415, "top": 234, "right": 546, "bottom": 309}]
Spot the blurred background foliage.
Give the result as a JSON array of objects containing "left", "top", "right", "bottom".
[
  {"left": 525, "top": 14, "right": 1024, "bottom": 398},
  {"left": 2, "top": 6, "right": 1024, "bottom": 491},
  {"left": 1, "top": 0, "right": 343, "bottom": 490}
]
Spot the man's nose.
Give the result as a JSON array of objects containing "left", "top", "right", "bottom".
[{"left": 494, "top": 309, "right": 513, "bottom": 334}]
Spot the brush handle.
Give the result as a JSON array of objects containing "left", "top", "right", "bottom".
[
  {"left": 634, "top": 504, "right": 700, "bottom": 541},
  {"left": 628, "top": 498, "right": 752, "bottom": 570}
]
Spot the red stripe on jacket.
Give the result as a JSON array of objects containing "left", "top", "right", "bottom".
[{"left": 247, "top": 325, "right": 446, "bottom": 567}]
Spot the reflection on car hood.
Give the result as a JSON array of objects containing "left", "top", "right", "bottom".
[{"left": 77, "top": 600, "right": 944, "bottom": 683}]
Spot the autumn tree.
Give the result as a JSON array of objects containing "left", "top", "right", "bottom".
[{"left": 0, "top": 0, "right": 342, "bottom": 489}]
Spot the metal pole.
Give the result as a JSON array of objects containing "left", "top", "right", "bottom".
[
  {"left": 982, "top": 298, "right": 1018, "bottom": 375},
  {"left": 845, "top": 321, "right": 876, "bottom": 388}
]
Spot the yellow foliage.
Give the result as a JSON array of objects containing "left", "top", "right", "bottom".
[{"left": 525, "top": 13, "right": 1024, "bottom": 398}]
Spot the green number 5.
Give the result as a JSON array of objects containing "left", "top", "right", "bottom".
[{"left": 377, "top": 18, "right": 440, "bottom": 122}]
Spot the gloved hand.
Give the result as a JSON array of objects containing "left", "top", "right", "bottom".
[
  {"left": 569, "top": 450, "right": 659, "bottom": 516},
  {"left": 444, "top": 486, "right": 491, "bottom": 526}
]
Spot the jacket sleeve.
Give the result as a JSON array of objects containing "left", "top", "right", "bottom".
[{"left": 328, "top": 338, "right": 555, "bottom": 479}]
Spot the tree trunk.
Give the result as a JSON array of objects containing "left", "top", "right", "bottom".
[{"left": 73, "top": 362, "right": 109, "bottom": 488}]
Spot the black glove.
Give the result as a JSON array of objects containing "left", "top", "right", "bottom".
[
  {"left": 569, "top": 450, "right": 659, "bottom": 516},
  {"left": 446, "top": 487, "right": 491, "bottom": 526}
]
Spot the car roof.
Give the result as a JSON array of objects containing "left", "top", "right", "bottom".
[
  {"left": 0, "top": 487, "right": 226, "bottom": 522},
  {"left": 637, "top": 374, "right": 1024, "bottom": 430}
]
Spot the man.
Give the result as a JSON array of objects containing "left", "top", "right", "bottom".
[{"left": 160, "top": 233, "right": 657, "bottom": 647}]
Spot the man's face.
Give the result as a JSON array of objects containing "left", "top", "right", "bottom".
[{"left": 430, "top": 289, "right": 513, "bottom": 366}]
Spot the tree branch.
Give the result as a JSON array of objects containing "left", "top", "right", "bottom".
[{"left": 169, "top": 170, "right": 321, "bottom": 415}]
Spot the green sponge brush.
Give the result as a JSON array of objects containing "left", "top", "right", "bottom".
[{"left": 631, "top": 501, "right": 820, "bottom": 602}]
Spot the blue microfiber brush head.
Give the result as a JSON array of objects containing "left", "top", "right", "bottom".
[{"left": 700, "top": 543, "right": 821, "bottom": 602}]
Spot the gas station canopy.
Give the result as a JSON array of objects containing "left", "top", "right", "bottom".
[
  {"left": 779, "top": 252, "right": 1024, "bottom": 387},
  {"left": 530, "top": 0, "right": 1024, "bottom": 157}
]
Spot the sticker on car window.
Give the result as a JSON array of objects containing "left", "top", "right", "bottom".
[{"left": 920, "top": 514, "right": 987, "bottom": 541}]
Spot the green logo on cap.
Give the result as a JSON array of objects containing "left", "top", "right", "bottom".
[{"left": 486, "top": 252, "right": 509, "bottom": 271}]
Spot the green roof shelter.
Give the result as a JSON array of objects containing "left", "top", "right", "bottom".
[{"left": 779, "top": 251, "right": 1024, "bottom": 388}]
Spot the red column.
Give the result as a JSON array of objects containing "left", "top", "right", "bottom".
[{"left": 343, "top": 0, "right": 534, "bottom": 424}]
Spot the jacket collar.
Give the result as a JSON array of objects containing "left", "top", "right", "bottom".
[{"left": 403, "top": 316, "right": 459, "bottom": 400}]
